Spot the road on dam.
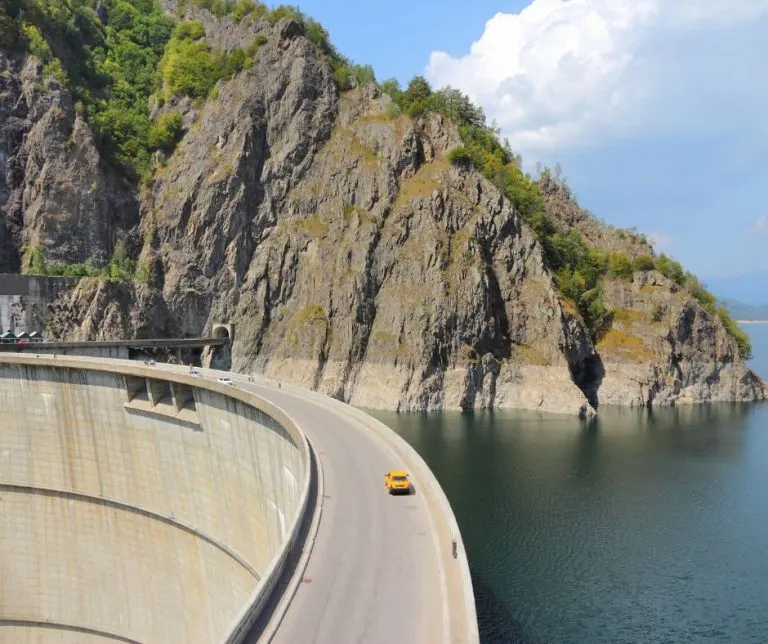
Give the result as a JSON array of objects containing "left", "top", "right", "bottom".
[
  {"left": 154, "top": 365, "right": 452, "bottom": 644},
  {"left": 241, "top": 381, "right": 444, "bottom": 643}
]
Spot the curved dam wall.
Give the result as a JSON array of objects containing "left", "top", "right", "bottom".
[{"left": 0, "top": 355, "right": 310, "bottom": 643}]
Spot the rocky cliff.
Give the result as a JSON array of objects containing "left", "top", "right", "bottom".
[
  {"left": 2, "top": 3, "right": 763, "bottom": 415},
  {"left": 0, "top": 53, "right": 137, "bottom": 271}
]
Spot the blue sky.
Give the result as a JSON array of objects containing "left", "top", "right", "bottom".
[{"left": 284, "top": 1, "right": 768, "bottom": 297}]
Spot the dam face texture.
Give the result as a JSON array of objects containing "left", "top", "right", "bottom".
[{"left": 0, "top": 358, "right": 308, "bottom": 643}]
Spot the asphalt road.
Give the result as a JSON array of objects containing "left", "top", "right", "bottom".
[{"left": 240, "top": 382, "right": 444, "bottom": 644}]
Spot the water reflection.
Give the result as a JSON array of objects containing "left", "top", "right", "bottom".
[{"left": 370, "top": 401, "right": 768, "bottom": 643}]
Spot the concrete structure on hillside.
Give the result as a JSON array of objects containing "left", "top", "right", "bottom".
[
  {"left": 0, "top": 355, "right": 310, "bottom": 643},
  {"left": 0, "top": 275, "right": 77, "bottom": 336}
]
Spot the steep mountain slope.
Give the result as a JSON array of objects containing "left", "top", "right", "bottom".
[
  {"left": 1, "top": 1, "right": 763, "bottom": 414},
  {"left": 0, "top": 52, "right": 138, "bottom": 271},
  {"left": 539, "top": 177, "right": 761, "bottom": 407}
]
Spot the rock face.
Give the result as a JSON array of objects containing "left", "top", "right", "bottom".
[
  {"left": 540, "top": 177, "right": 765, "bottom": 408},
  {"left": 0, "top": 52, "right": 137, "bottom": 271},
  {"left": 4, "top": 11, "right": 764, "bottom": 415}
]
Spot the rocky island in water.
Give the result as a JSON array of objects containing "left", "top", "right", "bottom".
[{"left": 0, "top": 0, "right": 763, "bottom": 415}]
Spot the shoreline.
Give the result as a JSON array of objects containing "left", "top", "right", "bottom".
[{"left": 737, "top": 320, "right": 768, "bottom": 324}]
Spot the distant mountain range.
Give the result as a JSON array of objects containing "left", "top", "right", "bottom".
[
  {"left": 705, "top": 270, "right": 768, "bottom": 306},
  {"left": 721, "top": 298, "right": 768, "bottom": 321}
]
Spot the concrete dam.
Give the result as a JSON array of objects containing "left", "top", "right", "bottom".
[{"left": 0, "top": 355, "right": 310, "bottom": 643}]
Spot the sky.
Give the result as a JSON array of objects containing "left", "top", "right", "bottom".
[{"left": 281, "top": 0, "right": 768, "bottom": 298}]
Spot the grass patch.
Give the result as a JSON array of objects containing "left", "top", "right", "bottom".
[
  {"left": 296, "top": 215, "right": 330, "bottom": 237},
  {"left": 612, "top": 308, "right": 645, "bottom": 324},
  {"left": 513, "top": 344, "right": 551, "bottom": 366},
  {"left": 291, "top": 304, "right": 327, "bottom": 326},
  {"left": 596, "top": 329, "right": 652, "bottom": 362},
  {"left": 395, "top": 161, "right": 447, "bottom": 207},
  {"left": 349, "top": 135, "right": 378, "bottom": 167}
]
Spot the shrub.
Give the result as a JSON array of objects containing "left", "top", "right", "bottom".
[
  {"left": 608, "top": 252, "right": 633, "bottom": 280},
  {"left": 110, "top": 1, "right": 140, "bottom": 31},
  {"left": 550, "top": 231, "right": 588, "bottom": 271},
  {"left": 190, "top": 0, "right": 236, "bottom": 17},
  {"left": 21, "top": 244, "right": 47, "bottom": 275},
  {"left": 384, "top": 101, "right": 401, "bottom": 119},
  {"left": 44, "top": 58, "right": 68, "bottom": 85},
  {"left": 654, "top": 254, "right": 685, "bottom": 285},
  {"left": 352, "top": 64, "right": 375, "bottom": 87},
  {"left": 380, "top": 78, "right": 401, "bottom": 98},
  {"left": 231, "top": 0, "right": 266, "bottom": 23},
  {"left": 556, "top": 268, "right": 586, "bottom": 303},
  {"left": 246, "top": 34, "right": 268, "bottom": 56},
  {"left": 107, "top": 242, "right": 136, "bottom": 282},
  {"left": 685, "top": 273, "right": 716, "bottom": 312},
  {"left": 267, "top": 5, "right": 302, "bottom": 25},
  {"left": 651, "top": 304, "right": 665, "bottom": 322},
  {"left": 633, "top": 254, "right": 655, "bottom": 271},
  {"left": 173, "top": 19, "right": 205, "bottom": 41},
  {"left": 148, "top": 111, "right": 184, "bottom": 151},
  {"left": 447, "top": 147, "right": 473, "bottom": 168},
  {"left": 221, "top": 47, "right": 249, "bottom": 78},
  {"left": 135, "top": 261, "right": 151, "bottom": 284},
  {"left": 406, "top": 99, "right": 429, "bottom": 118},
  {"left": 332, "top": 63, "right": 353, "bottom": 90},
  {"left": 581, "top": 287, "right": 611, "bottom": 337},
  {"left": 161, "top": 36, "right": 219, "bottom": 99},
  {"left": 21, "top": 22, "right": 52, "bottom": 62},
  {"left": 716, "top": 307, "right": 752, "bottom": 360}
]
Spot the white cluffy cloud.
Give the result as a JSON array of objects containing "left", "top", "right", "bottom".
[{"left": 426, "top": 0, "right": 768, "bottom": 151}]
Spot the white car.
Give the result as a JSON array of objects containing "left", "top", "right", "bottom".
[{"left": 217, "top": 377, "right": 233, "bottom": 385}]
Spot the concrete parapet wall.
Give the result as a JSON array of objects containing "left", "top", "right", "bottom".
[{"left": 0, "top": 355, "right": 311, "bottom": 643}]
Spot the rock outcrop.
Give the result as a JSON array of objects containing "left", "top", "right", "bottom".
[
  {"left": 3, "top": 9, "right": 763, "bottom": 415},
  {"left": 540, "top": 176, "right": 764, "bottom": 408},
  {"left": 0, "top": 52, "right": 138, "bottom": 270}
]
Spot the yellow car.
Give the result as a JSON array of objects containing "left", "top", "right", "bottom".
[{"left": 384, "top": 470, "right": 411, "bottom": 495}]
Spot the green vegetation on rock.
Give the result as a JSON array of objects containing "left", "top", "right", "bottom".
[
  {"left": 159, "top": 20, "right": 254, "bottom": 101},
  {"left": 633, "top": 254, "right": 655, "bottom": 272},
  {"left": 6, "top": 0, "right": 373, "bottom": 182},
  {"left": 380, "top": 73, "right": 749, "bottom": 356},
  {"left": 269, "top": 5, "right": 375, "bottom": 91},
  {"left": 21, "top": 243, "right": 139, "bottom": 283},
  {"left": 147, "top": 110, "right": 183, "bottom": 152},
  {"left": 8, "top": 0, "right": 175, "bottom": 180}
]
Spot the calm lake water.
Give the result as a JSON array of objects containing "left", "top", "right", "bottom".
[{"left": 371, "top": 323, "right": 768, "bottom": 643}]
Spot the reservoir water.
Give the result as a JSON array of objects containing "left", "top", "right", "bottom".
[{"left": 371, "top": 324, "right": 768, "bottom": 643}]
